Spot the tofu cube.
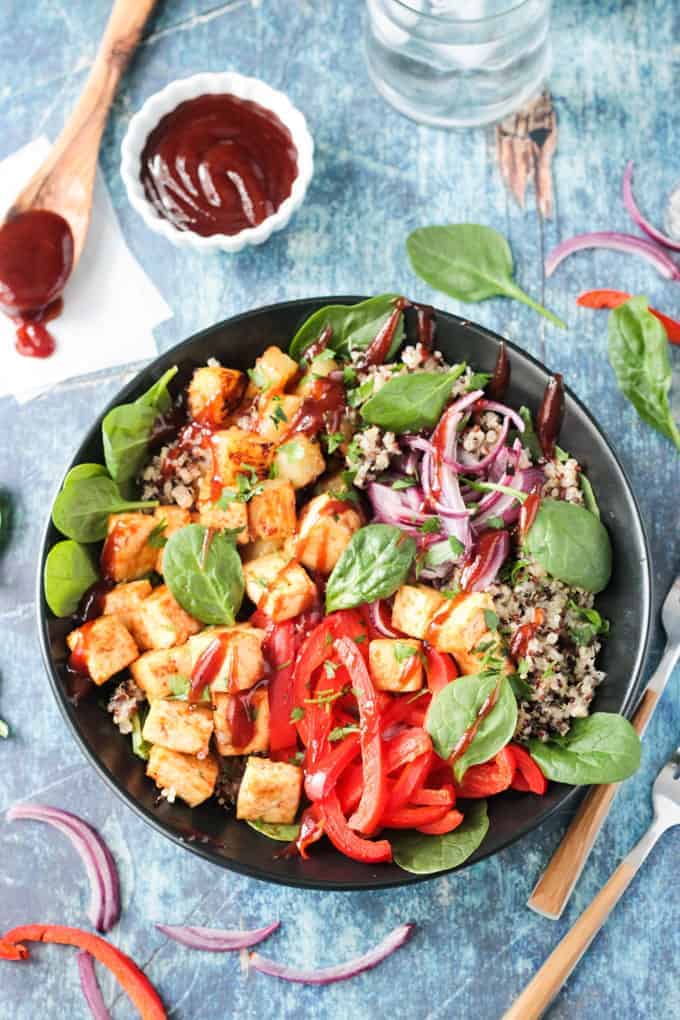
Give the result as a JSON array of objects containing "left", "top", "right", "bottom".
[
  {"left": 241, "top": 538, "right": 287, "bottom": 562},
  {"left": 294, "top": 353, "right": 340, "bottom": 396},
  {"left": 101, "top": 513, "right": 158, "bottom": 582},
  {"left": 196, "top": 496, "right": 249, "bottom": 544},
  {"left": 274, "top": 436, "right": 325, "bottom": 490},
  {"left": 187, "top": 365, "right": 246, "bottom": 426},
  {"left": 67, "top": 616, "right": 139, "bottom": 686},
  {"left": 392, "top": 584, "right": 447, "bottom": 640},
  {"left": 236, "top": 757, "right": 303, "bottom": 823},
  {"left": 243, "top": 553, "right": 317, "bottom": 622},
  {"left": 129, "top": 584, "right": 200, "bottom": 651},
  {"left": 187, "top": 625, "right": 265, "bottom": 692},
  {"left": 101, "top": 580, "right": 152, "bottom": 630},
  {"left": 429, "top": 592, "right": 501, "bottom": 674},
  {"left": 153, "top": 507, "right": 192, "bottom": 574},
  {"left": 251, "top": 346, "right": 299, "bottom": 392},
  {"left": 296, "top": 494, "right": 362, "bottom": 575},
  {"left": 130, "top": 644, "right": 193, "bottom": 701},
  {"left": 208, "top": 428, "right": 273, "bottom": 488},
  {"left": 257, "top": 394, "right": 303, "bottom": 442},
  {"left": 369, "top": 638, "right": 424, "bottom": 693},
  {"left": 213, "top": 689, "right": 269, "bottom": 755},
  {"left": 147, "top": 746, "right": 218, "bottom": 808},
  {"left": 248, "top": 479, "right": 297, "bottom": 543},
  {"left": 142, "top": 699, "right": 214, "bottom": 756}
]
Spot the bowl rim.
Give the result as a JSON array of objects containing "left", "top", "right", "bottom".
[{"left": 36, "top": 296, "right": 654, "bottom": 890}]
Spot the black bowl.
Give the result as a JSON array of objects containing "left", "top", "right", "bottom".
[{"left": 37, "top": 297, "right": 653, "bottom": 889}]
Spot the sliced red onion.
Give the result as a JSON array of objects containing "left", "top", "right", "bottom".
[
  {"left": 475, "top": 399, "right": 526, "bottom": 434},
  {"left": 77, "top": 952, "right": 111, "bottom": 1020},
  {"left": 250, "top": 923, "right": 415, "bottom": 985},
  {"left": 461, "top": 530, "right": 510, "bottom": 591},
  {"left": 444, "top": 415, "right": 510, "bottom": 475},
  {"left": 623, "top": 161, "right": 680, "bottom": 252},
  {"left": 7, "top": 802, "right": 120, "bottom": 933},
  {"left": 156, "top": 921, "right": 279, "bottom": 951},
  {"left": 545, "top": 231, "right": 680, "bottom": 281},
  {"left": 473, "top": 467, "right": 544, "bottom": 530},
  {"left": 368, "top": 600, "right": 400, "bottom": 638}
]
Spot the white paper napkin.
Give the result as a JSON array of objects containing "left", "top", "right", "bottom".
[{"left": 0, "top": 137, "right": 172, "bottom": 402}]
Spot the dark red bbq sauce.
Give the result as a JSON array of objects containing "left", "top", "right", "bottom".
[
  {"left": 190, "top": 633, "right": 229, "bottom": 702},
  {"left": 0, "top": 209, "right": 73, "bottom": 358},
  {"left": 286, "top": 377, "right": 346, "bottom": 437},
  {"left": 227, "top": 691, "right": 256, "bottom": 749},
  {"left": 140, "top": 93, "right": 299, "bottom": 237}
]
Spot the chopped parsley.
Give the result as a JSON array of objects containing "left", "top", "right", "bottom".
[
  {"left": 269, "top": 397, "right": 289, "bottom": 426},
  {"left": 279, "top": 439, "right": 305, "bottom": 462},
  {"left": 247, "top": 365, "right": 270, "bottom": 391},
  {"left": 147, "top": 519, "right": 167, "bottom": 549},
  {"left": 329, "top": 724, "right": 360, "bottom": 742},
  {"left": 393, "top": 641, "right": 418, "bottom": 663},
  {"left": 290, "top": 706, "right": 305, "bottom": 722},
  {"left": 323, "top": 660, "right": 340, "bottom": 678},
  {"left": 484, "top": 516, "right": 505, "bottom": 530},
  {"left": 483, "top": 609, "right": 499, "bottom": 631},
  {"left": 392, "top": 477, "right": 417, "bottom": 490},
  {"left": 216, "top": 467, "right": 264, "bottom": 507},
  {"left": 568, "top": 601, "right": 610, "bottom": 646},
  {"left": 419, "top": 516, "right": 441, "bottom": 535},
  {"left": 324, "top": 432, "right": 345, "bottom": 454}
]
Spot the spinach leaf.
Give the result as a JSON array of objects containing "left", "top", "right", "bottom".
[
  {"left": 62, "top": 463, "right": 109, "bottom": 487},
  {"left": 0, "top": 718, "right": 8, "bottom": 739},
  {"left": 391, "top": 800, "right": 489, "bottom": 875},
  {"left": 289, "top": 295, "right": 404, "bottom": 361},
  {"left": 52, "top": 475, "right": 157, "bottom": 543},
  {"left": 525, "top": 499, "right": 612, "bottom": 593},
  {"left": 361, "top": 370, "right": 463, "bottom": 433},
  {"left": 579, "top": 473, "right": 600, "bottom": 518},
  {"left": 529, "top": 713, "right": 641, "bottom": 785},
  {"left": 44, "top": 540, "right": 99, "bottom": 617},
  {"left": 426, "top": 673, "right": 517, "bottom": 781},
  {"left": 608, "top": 297, "right": 680, "bottom": 450},
  {"left": 325, "top": 524, "right": 416, "bottom": 612},
  {"left": 247, "top": 819, "right": 301, "bottom": 842},
  {"left": 102, "top": 366, "right": 178, "bottom": 483},
  {"left": 518, "top": 406, "right": 543, "bottom": 461},
  {"left": 163, "top": 524, "right": 244, "bottom": 625},
  {"left": 131, "top": 710, "right": 152, "bottom": 761},
  {"left": 406, "top": 225, "right": 565, "bottom": 329}
]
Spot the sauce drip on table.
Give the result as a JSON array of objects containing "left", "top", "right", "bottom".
[
  {"left": 0, "top": 209, "right": 74, "bottom": 358},
  {"left": 140, "top": 93, "right": 299, "bottom": 237}
]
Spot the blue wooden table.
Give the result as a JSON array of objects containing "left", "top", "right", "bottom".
[{"left": 1, "top": 1, "right": 679, "bottom": 1017}]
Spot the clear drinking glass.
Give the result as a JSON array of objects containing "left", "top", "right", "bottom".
[{"left": 364, "top": 0, "right": 552, "bottom": 128}]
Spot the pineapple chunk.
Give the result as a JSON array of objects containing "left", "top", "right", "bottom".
[
  {"left": 213, "top": 689, "right": 269, "bottom": 755},
  {"left": 153, "top": 507, "right": 192, "bottom": 573},
  {"left": 296, "top": 493, "right": 362, "bottom": 574},
  {"left": 101, "top": 512, "right": 158, "bottom": 582},
  {"left": 257, "top": 394, "right": 303, "bottom": 441},
  {"left": 187, "top": 365, "right": 245, "bottom": 426},
  {"left": 147, "top": 746, "right": 218, "bottom": 808},
  {"left": 196, "top": 496, "right": 249, "bottom": 544},
  {"left": 274, "top": 436, "right": 325, "bottom": 490},
  {"left": 251, "top": 346, "right": 299, "bottom": 393},
  {"left": 129, "top": 584, "right": 200, "bottom": 651},
  {"left": 243, "top": 553, "right": 317, "bottom": 622},
  {"left": 187, "top": 625, "right": 265, "bottom": 692},
  {"left": 101, "top": 580, "right": 152, "bottom": 630},
  {"left": 369, "top": 638, "right": 424, "bottom": 693},
  {"left": 67, "top": 616, "right": 138, "bottom": 686},
  {"left": 236, "top": 757, "right": 303, "bottom": 823},
  {"left": 248, "top": 479, "right": 297, "bottom": 543},
  {"left": 130, "top": 644, "right": 192, "bottom": 701},
  {"left": 142, "top": 699, "right": 213, "bottom": 756},
  {"left": 392, "top": 584, "right": 447, "bottom": 640}
]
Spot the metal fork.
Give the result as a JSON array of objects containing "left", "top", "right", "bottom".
[{"left": 505, "top": 747, "right": 680, "bottom": 1019}]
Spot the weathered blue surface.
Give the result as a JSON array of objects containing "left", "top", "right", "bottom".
[{"left": 1, "top": 1, "right": 679, "bottom": 1017}]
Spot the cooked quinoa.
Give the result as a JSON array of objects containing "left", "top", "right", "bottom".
[{"left": 140, "top": 438, "right": 210, "bottom": 509}]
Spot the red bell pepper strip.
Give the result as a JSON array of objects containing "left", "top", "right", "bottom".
[
  {"left": 424, "top": 648, "right": 458, "bottom": 694},
  {"left": 337, "top": 762, "right": 364, "bottom": 816},
  {"left": 320, "top": 792, "right": 392, "bottom": 863},
  {"left": 0, "top": 925, "right": 166, "bottom": 1020},
  {"left": 383, "top": 727, "right": 432, "bottom": 773},
  {"left": 577, "top": 290, "right": 680, "bottom": 345},
  {"left": 381, "top": 804, "right": 449, "bottom": 828},
  {"left": 334, "top": 636, "right": 387, "bottom": 836},
  {"left": 265, "top": 621, "right": 299, "bottom": 752},
  {"left": 507, "top": 743, "right": 548, "bottom": 794},
  {"left": 304, "top": 733, "right": 361, "bottom": 801},
  {"left": 454, "top": 747, "right": 515, "bottom": 799},
  {"left": 385, "top": 751, "right": 433, "bottom": 814},
  {"left": 412, "top": 785, "right": 455, "bottom": 807},
  {"left": 416, "top": 809, "right": 464, "bottom": 835}
]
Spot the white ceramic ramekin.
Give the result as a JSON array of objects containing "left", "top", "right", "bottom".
[{"left": 120, "top": 72, "right": 314, "bottom": 254}]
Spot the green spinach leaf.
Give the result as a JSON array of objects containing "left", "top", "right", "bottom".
[
  {"left": 608, "top": 297, "right": 680, "bottom": 450},
  {"left": 102, "top": 366, "right": 178, "bottom": 483},
  {"left": 518, "top": 406, "right": 543, "bottom": 461},
  {"left": 247, "top": 820, "right": 301, "bottom": 841},
  {"left": 406, "top": 225, "right": 565, "bottom": 328},
  {"left": 579, "top": 473, "right": 600, "bottom": 518},
  {"left": 131, "top": 710, "right": 152, "bottom": 761},
  {"left": 62, "top": 463, "right": 109, "bottom": 487},
  {"left": 289, "top": 295, "right": 404, "bottom": 361},
  {"left": 325, "top": 524, "right": 416, "bottom": 612},
  {"left": 529, "top": 713, "right": 641, "bottom": 784},
  {"left": 0, "top": 718, "right": 8, "bottom": 739},
  {"left": 361, "top": 370, "right": 463, "bottom": 432},
  {"left": 163, "top": 524, "right": 244, "bottom": 625},
  {"left": 524, "top": 499, "right": 612, "bottom": 593},
  {"left": 52, "top": 475, "right": 157, "bottom": 543},
  {"left": 44, "top": 540, "right": 99, "bottom": 617},
  {"left": 391, "top": 800, "right": 489, "bottom": 875}
]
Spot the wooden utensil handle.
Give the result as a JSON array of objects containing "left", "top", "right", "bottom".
[{"left": 528, "top": 688, "right": 658, "bottom": 919}]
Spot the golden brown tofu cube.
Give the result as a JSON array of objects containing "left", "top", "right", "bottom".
[
  {"left": 101, "top": 513, "right": 158, "bottom": 582},
  {"left": 187, "top": 365, "right": 246, "bottom": 426},
  {"left": 236, "top": 757, "right": 303, "bottom": 823},
  {"left": 369, "top": 638, "right": 424, "bottom": 693},
  {"left": 274, "top": 436, "right": 325, "bottom": 490},
  {"left": 294, "top": 353, "right": 340, "bottom": 396},
  {"left": 129, "top": 585, "right": 200, "bottom": 651},
  {"left": 196, "top": 495, "right": 249, "bottom": 544},
  {"left": 429, "top": 592, "right": 499, "bottom": 674},
  {"left": 208, "top": 427, "right": 273, "bottom": 488},
  {"left": 257, "top": 394, "right": 303, "bottom": 442},
  {"left": 67, "top": 616, "right": 139, "bottom": 686},
  {"left": 248, "top": 479, "right": 297, "bottom": 543},
  {"left": 241, "top": 538, "right": 286, "bottom": 562},
  {"left": 392, "top": 584, "right": 447, "bottom": 640},
  {"left": 100, "top": 580, "right": 152, "bottom": 630},
  {"left": 147, "top": 746, "right": 218, "bottom": 808},
  {"left": 153, "top": 507, "right": 192, "bottom": 573},
  {"left": 187, "top": 625, "right": 265, "bottom": 692},
  {"left": 142, "top": 699, "right": 214, "bottom": 756},
  {"left": 252, "top": 346, "right": 299, "bottom": 393},
  {"left": 213, "top": 689, "right": 269, "bottom": 755},
  {"left": 130, "top": 644, "right": 193, "bottom": 701},
  {"left": 296, "top": 494, "right": 362, "bottom": 575},
  {"left": 243, "top": 553, "right": 317, "bottom": 622}
]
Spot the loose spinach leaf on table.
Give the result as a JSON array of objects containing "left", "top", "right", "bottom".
[
  {"left": 0, "top": 718, "right": 8, "bottom": 739},
  {"left": 44, "top": 539, "right": 99, "bottom": 617},
  {"left": 289, "top": 295, "right": 405, "bottom": 362},
  {"left": 52, "top": 475, "right": 157, "bottom": 543},
  {"left": 406, "top": 225, "right": 565, "bottom": 329},
  {"left": 361, "top": 368, "right": 465, "bottom": 433},
  {"left": 391, "top": 800, "right": 489, "bottom": 875},
  {"left": 325, "top": 524, "right": 416, "bottom": 612},
  {"left": 529, "top": 713, "right": 641, "bottom": 785},
  {"left": 579, "top": 473, "right": 600, "bottom": 518},
  {"left": 608, "top": 296, "right": 680, "bottom": 451},
  {"left": 524, "top": 499, "right": 612, "bottom": 593},
  {"left": 247, "top": 820, "right": 301, "bottom": 842},
  {"left": 102, "top": 366, "right": 179, "bottom": 483},
  {"left": 164, "top": 524, "right": 244, "bottom": 625}
]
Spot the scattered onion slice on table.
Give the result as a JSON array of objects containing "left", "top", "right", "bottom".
[
  {"left": 155, "top": 922, "right": 279, "bottom": 951},
  {"left": 249, "top": 922, "right": 416, "bottom": 985},
  {"left": 77, "top": 951, "right": 111, "bottom": 1020},
  {"left": 6, "top": 803, "right": 120, "bottom": 933},
  {"left": 545, "top": 231, "right": 680, "bottom": 280},
  {"left": 622, "top": 161, "right": 680, "bottom": 252}
]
